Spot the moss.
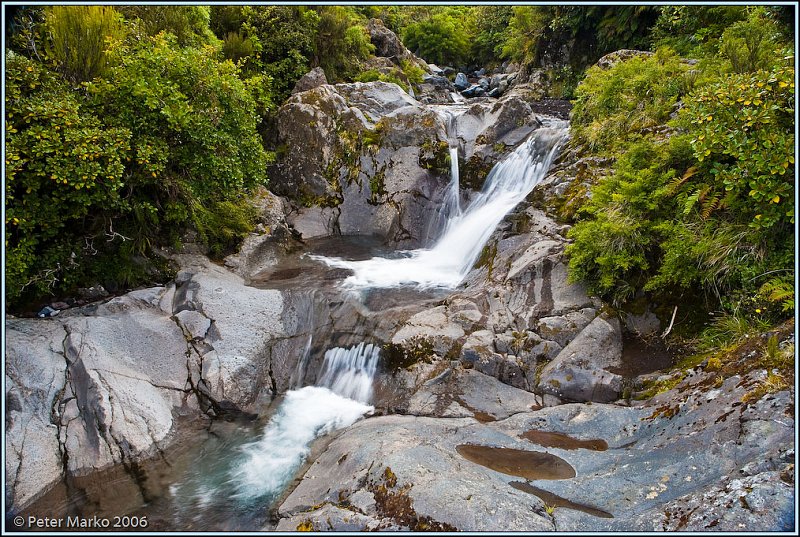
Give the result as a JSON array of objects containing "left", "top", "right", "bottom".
[
  {"left": 369, "top": 466, "right": 458, "bottom": 531},
  {"left": 474, "top": 241, "right": 497, "bottom": 280},
  {"left": 369, "top": 166, "right": 387, "bottom": 202},
  {"left": 296, "top": 520, "right": 314, "bottom": 531},
  {"left": 460, "top": 154, "right": 495, "bottom": 191},
  {"left": 634, "top": 373, "right": 684, "bottom": 400},
  {"left": 382, "top": 336, "right": 435, "bottom": 372},
  {"left": 419, "top": 138, "right": 450, "bottom": 176}
]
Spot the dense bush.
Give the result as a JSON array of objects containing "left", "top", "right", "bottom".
[
  {"left": 565, "top": 9, "right": 794, "bottom": 324},
  {"left": 6, "top": 54, "right": 131, "bottom": 301},
  {"left": 5, "top": 14, "right": 268, "bottom": 309},
  {"left": 41, "top": 5, "right": 127, "bottom": 83},
  {"left": 570, "top": 48, "right": 690, "bottom": 152}
]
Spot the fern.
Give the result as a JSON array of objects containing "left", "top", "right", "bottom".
[{"left": 759, "top": 275, "right": 795, "bottom": 312}]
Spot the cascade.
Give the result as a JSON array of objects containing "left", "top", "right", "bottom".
[
  {"left": 163, "top": 342, "right": 378, "bottom": 520},
  {"left": 227, "top": 343, "right": 378, "bottom": 501},
  {"left": 313, "top": 118, "right": 568, "bottom": 290}
]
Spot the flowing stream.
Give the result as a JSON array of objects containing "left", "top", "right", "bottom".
[
  {"left": 20, "top": 115, "right": 569, "bottom": 531},
  {"left": 312, "top": 119, "right": 568, "bottom": 290}
]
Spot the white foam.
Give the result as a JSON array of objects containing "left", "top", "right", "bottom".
[
  {"left": 313, "top": 122, "right": 568, "bottom": 290},
  {"left": 229, "top": 386, "right": 373, "bottom": 501}
]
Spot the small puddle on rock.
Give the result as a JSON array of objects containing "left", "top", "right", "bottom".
[
  {"left": 455, "top": 444, "right": 575, "bottom": 480},
  {"left": 509, "top": 481, "right": 613, "bottom": 518},
  {"left": 520, "top": 430, "right": 608, "bottom": 451}
]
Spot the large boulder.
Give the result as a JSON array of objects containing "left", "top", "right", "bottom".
[
  {"left": 291, "top": 66, "right": 328, "bottom": 95},
  {"left": 367, "top": 18, "right": 423, "bottom": 68},
  {"left": 272, "top": 80, "right": 541, "bottom": 247},
  {"left": 537, "top": 315, "right": 624, "bottom": 403},
  {"left": 5, "top": 253, "right": 307, "bottom": 512}
]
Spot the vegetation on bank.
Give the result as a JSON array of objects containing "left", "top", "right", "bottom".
[{"left": 564, "top": 7, "right": 794, "bottom": 339}]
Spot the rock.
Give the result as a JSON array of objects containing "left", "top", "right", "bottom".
[
  {"left": 278, "top": 367, "right": 793, "bottom": 532},
  {"left": 478, "top": 77, "right": 490, "bottom": 90},
  {"left": 6, "top": 320, "right": 69, "bottom": 509},
  {"left": 454, "top": 72, "right": 469, "bottom": 91},
  {"left": 291, "top": 66, "right": 328, "bottom": 95},
  {"left": 596, "top": 49, "right": 654, "bottom": 70},
  {"left": 367, "top": 18, "right": 422, "bottom": 68},
  {"left": 391, "top": 305, "right": 465, "bottom": 356},
  {"left": 5, "top": 249, "right": 323, "bottom": 512},
  {"left": 427, "top": 63, "right": 444, "bottom": 75},
  {"left": 538, "top": 315, "right": 624, "bottom": 402},
  {"left": 78, "top": 285, "right": 109, "bottom": 301},
  {"left": 461, "top": 84, "right": 486, "bottom": 98}
]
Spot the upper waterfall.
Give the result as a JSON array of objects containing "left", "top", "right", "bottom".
[{"left": 313, "top": 118, "right": 568, "bottom": 290}]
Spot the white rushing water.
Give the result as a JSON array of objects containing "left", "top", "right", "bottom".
[
  {"left": 228, "top": 342, "right": 379, "bottom": 502},
  {"left": 165, "top": 343, "right": 378, "bottom": 519},
  {"left": 313, "top": 120, "right": 568, "bottom": 290}
]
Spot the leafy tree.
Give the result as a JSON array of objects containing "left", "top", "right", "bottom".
[
  {"left": 313, "top": 6, "right": 374, "bottom": 82},
  {"left": 86, "top": 33, "right": 268, "bottom": 247},
  {"left": 402, "top": 11, "right": 471, "bottom": 66}
]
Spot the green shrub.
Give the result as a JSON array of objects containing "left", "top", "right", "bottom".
[
  {"left": 719, "top": 8, "right": 781, "bottom": 73},
  {"left": 118, "top": 6, "right": 220, "bottom": 48},
  {"left": 570, "top": 48, "right": 689, "bottom": 153},
  {"left": 355, "top": 69, "right": 408, "bottom": 91},
  {"left": 42, "top": 5, "right": 127, "bottom": 83},
  {"left": 5, "top": 54, "right": 131, "bottom": 302}
]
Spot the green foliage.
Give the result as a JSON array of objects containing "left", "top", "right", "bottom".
[
  {"left": 470, "top": 6, "right": 513, "bottom": 66},
  {"left": 565, "top": 139, "right": 683, "bottom": 305},
  {"left": 400, "top": 59, "right": 425, "bottom": 85},
  {"left": 651, "top": 6, "right": 747, "bottom": 56},
  {"left": 211, "top": 6, "right": 319, "bottom": 99},
  {"left": 402, "top": 10, "right": 471, "bottom": 66},
  {"left": 355, "top": 69, "right": 408, "bottom": 92},
  {"left": 571, "top": 48, "right": 690, "bottom": 153},
  {"left": 565, "top": 17, "right": 794, "bottom": 329},
  {"left": 314, "top": 6, "right": 374, "bottom": 82},
  {"left": 502, "top": 6, "right": 658, "bottom": 69},
  {"left": 190, "top": 198, "right": 258, "bottom": 258},
  {"left": 500, "top": 6, "right": 550, "bottom": 65},
  {"left": 118, "top": 6, "right": 220, "bottom": 48},
  {"left": 5, "top": 53, "right": 131, "bottom": 302},
  {"left": 41, "top": 5, "right": 127, "bottom": 83},
  {"left": 88, "top": 33, "right": 267, "bottom": 200},
  {"left": 5, "top": 22, "right": 269, "bottom": 309},
  {"left": 678, "top": 58, "right": 794, "bottom": 230},
  {"left": 759, "top": 275, "right": 795, "bottom": 313},
  {"left": 719, "top": 8, "right": 781, "bottom": 73}
]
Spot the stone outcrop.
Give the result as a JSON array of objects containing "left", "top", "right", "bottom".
[
  {"left": 271, "top": 80, "right": 545, "bottom": 247},
  {"left": 291, "top": 66, "right": 328, "bottom": 95},
  {"left": 276, "top": 362, "right": 794, "bottom": 531},
  {"left": 4, "top": 252, "right": 307, "bottom": 512}
]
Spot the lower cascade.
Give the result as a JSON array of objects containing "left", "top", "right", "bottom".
[
  {"left": 312, "top": 119, "right": 568, "bottom": 290},
  {"left": 171, "top": 343, "right": 378, "bottom": 523}
]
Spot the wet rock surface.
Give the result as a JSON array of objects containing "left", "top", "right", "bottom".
[{"left": 276, "top": 364, "right": 794, "bottom": 531}]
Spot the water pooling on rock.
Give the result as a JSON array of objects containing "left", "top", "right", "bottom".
[{"left": 311, "top": 120, "right": 568, "bottom": 290}]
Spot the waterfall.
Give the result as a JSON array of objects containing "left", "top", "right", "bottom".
[
  {"left": 423, "top": 107, "right": 466, "bottom": 240},
  {"left": 313, "top": 119, "right": 568, "bottom": 290},
  {"left": 227, "top": 343, "right": 377, "bottom": 502}
]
